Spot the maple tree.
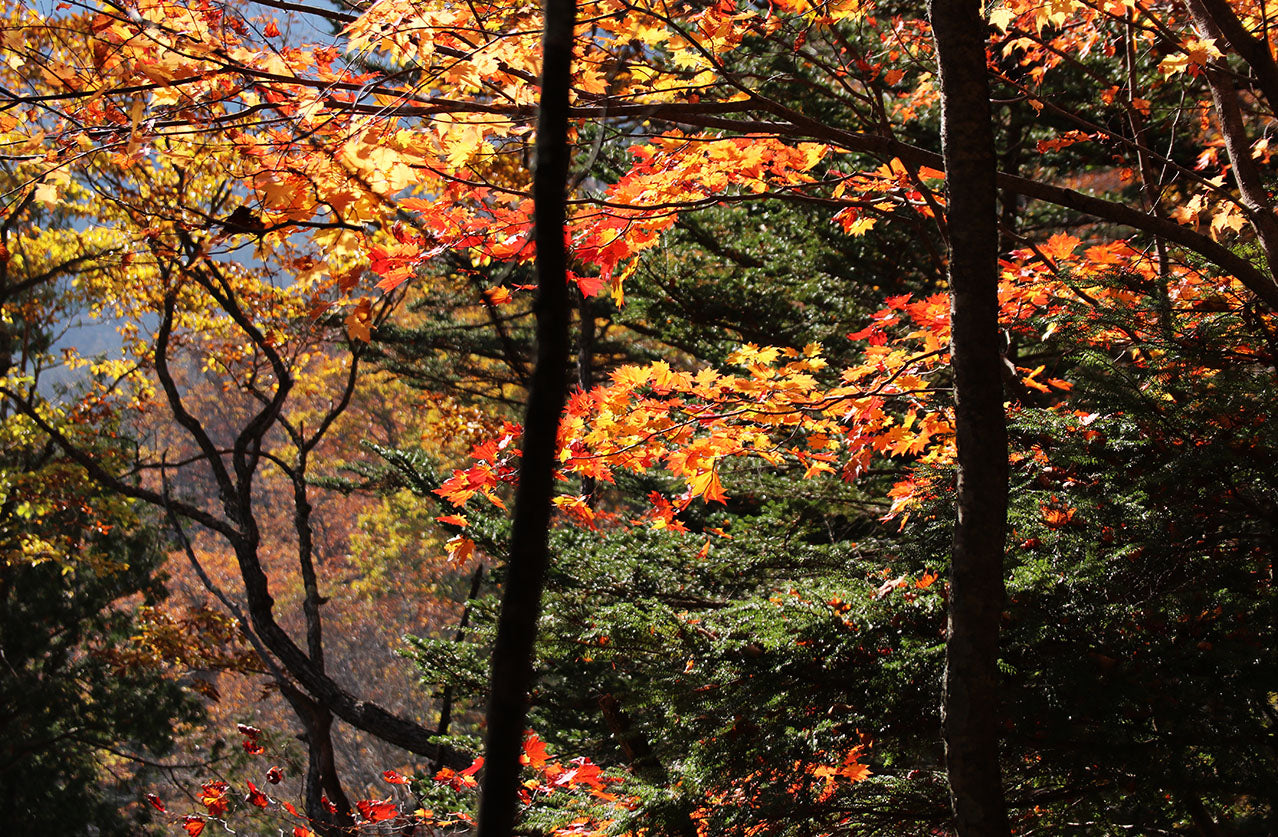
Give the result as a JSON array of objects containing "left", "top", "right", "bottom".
[
  {"left": 0, "top": 31, "right": 458, "bottom": 825},
  {"left": 0, "top": 185, "right": 207, "bottom": 831},
  {"left": 6, "top": 0, "right": 1278, "bottom": 832}
]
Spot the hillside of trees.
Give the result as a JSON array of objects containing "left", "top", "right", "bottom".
[{"left": 1, "top": 0, "right": 1277, "bottom": 834}]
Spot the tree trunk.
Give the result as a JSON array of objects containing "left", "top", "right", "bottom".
[
  {"left": 474, "top": 0, "right": 576, "bottom": 831},
  {"left": 280, "top": 683, "right": 353, "bottom": 837},
  {"left": 576, "top": 288, "right": 597, "bottom": 505},
  {"left": 928, "top": 1, "right": 1012, "bottom": 835}
]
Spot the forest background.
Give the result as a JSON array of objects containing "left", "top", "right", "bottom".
[{"left": 1, "top": 0, "right": 1277, "bottom": 835}]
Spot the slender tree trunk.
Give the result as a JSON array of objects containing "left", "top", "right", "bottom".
[
  {"left": 474, "top": 0, "right": 576, "bottom": 831},
  {"left": 433, "top": 562, "right": 485, "bottom": 766},
  {"left": 280, "top": 684, "right": 353, "bottom": 836},
  {"left": 928, "top": 2, "right": 1011, "bottom": 835},
  {"left": 576, "top": 288, "right": 597, "bottom": 505}
]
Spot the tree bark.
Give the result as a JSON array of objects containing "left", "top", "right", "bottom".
[
  {"left": 576, "top": 288, "right": 598, "bottom": 505},
  {"left": 928, "top": 2, "right": 1012, "bottom": 835},
  {"left": 433, "top": 562, "right": 485, "bottom": 766},
  {"left": 474, "top": 0, "right": 576, "bottom": 831},
  {"left": 280, "top": 683, "right": 353, "bottom": 837}
]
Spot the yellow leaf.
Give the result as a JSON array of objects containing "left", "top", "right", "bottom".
[
  {"left": 33, "top": 179, "right": 59, "bottom": 208},
  {"left": 988, "top": 6, "right": 1015, "bottom": 32},
  {"left": 688, "top": 468, "right": 726, "bottom": 503},
  {"left": 847, "top": 216, "right": 876, "bottom": 236},
  {"left": 345, "top": 298, "right": 372, "bottom": 342}
]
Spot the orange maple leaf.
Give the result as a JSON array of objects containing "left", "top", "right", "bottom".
[
  {"left": 687, "top": 468, "right": 727, "bottom": 504},
  {"left": 444, "top": 534, "right": 475, "bottom": 568}
]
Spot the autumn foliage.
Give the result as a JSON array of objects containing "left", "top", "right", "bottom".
[{"left": 4, "top": 0, "right": 1278, "bottom": 833}]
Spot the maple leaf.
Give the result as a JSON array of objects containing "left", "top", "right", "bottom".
[
  {"left": 553, "top": 495, "right": 598, "bottom": 529},
  {"left": 611, "top": 365, "right": 652, "bottom": 389},
  {"left": 345, "top": 298, "right": 373, "bottom": 343},
  {"left": 266, "top": 766, "right": 284, "bottom": 784},
  {"left": 383, "top": 769, "right": 411, "bottom": 784},
  {"left": 444, "top": 534, "right": 475, "bottom": 568},
  {"left": 436, "top": 757, "right": 484, "bottom": 790},
  {"left": 1210, "top": 206, "right": 1247, "bottom": 237},
  {"left": 435, "top": 464, "right": 504, "bottom": 507},
  {"left": 356, "top": 799, "right": 399, "bottom": 822},
  {"left": 183, "top": 816, "right": 206, "bottom": 837},
  {"left": 483, "top": 286, "right": 513, "bottom": 305},
  {"left": 1041, "top": 503, "right": 1076, "bottom": 528},
  {"left": 33, "top": 179, "right": 59, "bottom": 208},
  {"left": 245, "top": 780, "right": 269, "bottom": 808},
  {"left": 989, "top": 6, "right": 1016, "bottom": 31},
  {"left": 687, "top": 468, "right": 727, "bottom": 504},
  {"left": 239, "top": 723, "right": 265, "bottom": 754},
  {"left": 145, "top": 793, "right": 166, "bottom": 812},
  {"left": 573, "top": 272, "right": 605, "bottom": 298},
  {"left": 201, "top": 781, "right": 229, "bottom": 817},
  {"left": 553, "top": 757, "right": 607, "bottom": 790},
  {"left": 1040, "top": 233, "right": 1080, "bottom": 262},
  {"left": 846, "top": 323, "right": 882, "bottom": 342},
  {"left": 522, "top": 731, "right": 549, "bottom": 770}
]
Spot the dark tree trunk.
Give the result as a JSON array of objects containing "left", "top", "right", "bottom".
[
  {"left": 474, "top": 0, "right": 576, "bottom": 831},
  {"left": 433, "top": 562, "right": 485, "bottom": 774},
  {"left": 928, "top": 2, "right": 1012, "bottom": 835},
  {"left": 280, "top": 683, "right": 353, "bottom": 836},
  {"left": 576, "top": 289, "right": 597, "bottom": 504}
]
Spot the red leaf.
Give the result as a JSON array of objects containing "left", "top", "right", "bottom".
[
  {"left": 572, "top": 271, "right": 605, "bottom": 298},
  {"left": 382, "top": 769, "right": 411, "bottom": 785},
  {"left": 434, "top": 756, "right": 484, "bottom": 790},
  {"left": 145, "top": 793, "right": 166, "bottom": 812},
  {"left": 521, "top": 731, "right": 548, "bottom": 770},
  {"left": 293, "top": 828, "right": 315, "bottom": 837},
  {"left": 356, "top": 798, "right": 399, "bottom": 822},
  {"left": 183, "top": 817, "right": 206, "bottom": 837},
  {"left": 200, "top": 781, "right": 229, "bottom": 817},
  {"left": 553, "top": 757, "right": 606, "bottom": 790},
  {"left": 282, "top": 800, "right": 299, "bottom": 816},
  {"left": 266, "top": 766, "right": 284, "bottom": 784},
  {"left": 238, "top": 723, "right": 264, "bottom": 754},
  {"left": 245, "top": 780, "right": 269, "bottom": 808},
  {"left": 263, "top": 20, "right": 281, "bottom": 37}
]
